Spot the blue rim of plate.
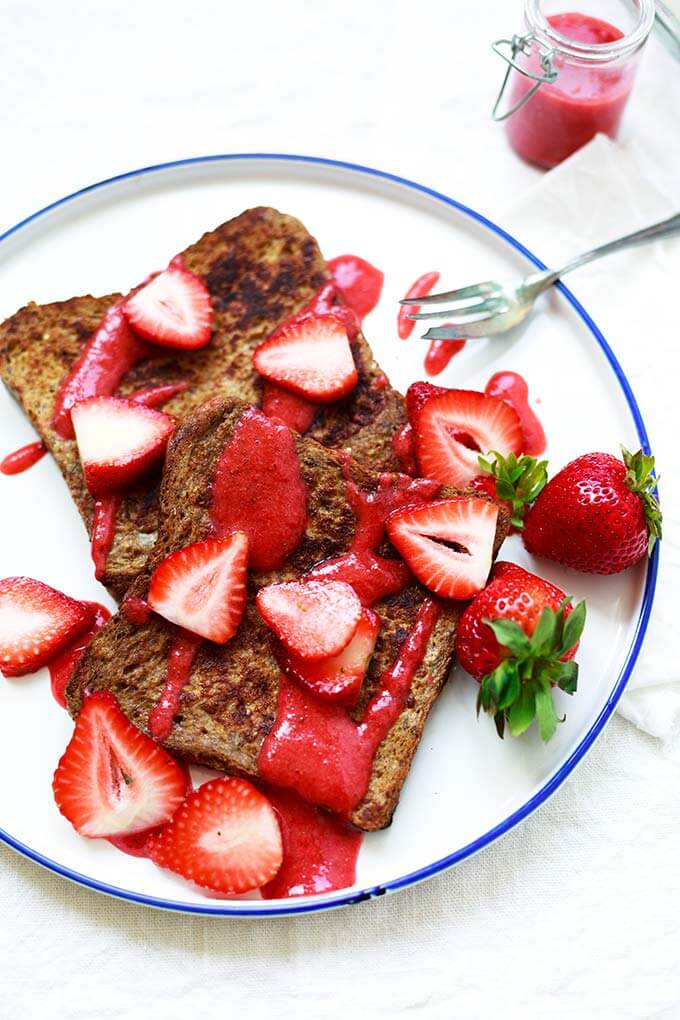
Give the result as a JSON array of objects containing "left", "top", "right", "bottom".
[{"left": 0, "top": 153, "right": 659, "bottom": 917}]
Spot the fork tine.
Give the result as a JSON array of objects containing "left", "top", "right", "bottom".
[
  {"left": 422, "top": 324, "right": 489, "bottom": 340},
  {"left": 407, "top": 296, "right": 508, "bottom": 322},
  {"left": 417, "top": 304, "right": 508, "bottom": 332},
  {"left": 399, "top": 280, "right": 501, "bottom": 306}
]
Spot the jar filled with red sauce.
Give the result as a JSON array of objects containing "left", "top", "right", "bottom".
[{"left": 492, "top": 0, "right": 654, "bottom": 168}]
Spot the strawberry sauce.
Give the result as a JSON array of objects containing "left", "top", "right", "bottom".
[
  {"left": 261, "top": 383, "right": 318, "bottom": 433},
  {"left": 259, "top": 598, "right": 440, "bottom": 814},
  {"left": 307, "top": 473, "right": 439, "bottom": 605},
  {"left": 49, "top": 602, "right": 111, "bottom": 707},
  {"left": 485, "top": 371, "right": 546, "bottom": 456},
  {"left": 149, "top": 630, "right": 202, "bottom": 741},
  {"left": 51, "top": 302, "right": 150, "bottom": 439},
  {"left": 128, "top": 381, "right": 189, "bottom": 408},
  {"left": 506, "top": 14, "right": 631, "bottom": 169},
  {"left": 121, "top": 595, "right": 153, "bottom": 626},
  {"left": 91, "top": 496, "right": 121, "bottom": 581},
  {"left": 398, "top": 271, "right": 440, "bottom": 340},
  {"left": 327, "top": 255, "right": 384, "bottom": 321},
  {"left": 210, "top": 407, "right": 308, "bottom": 572},
  {"left": 0, "top": 440, "right": 47, "bottom": 475},
  {"left": 261, "top": 788, "right": 363, "bottom": 898},
  {"left": 51, "top": 255, "right": 191, "bottom": 439},
  {"left": 391, "top": 423, "right": 418, "bottom": 476},
  {"left": 424, "top": 337, "right": 466, "bottom": 377}
]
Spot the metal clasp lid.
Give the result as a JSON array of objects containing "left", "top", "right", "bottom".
[{"left": 491, "top": 33, "right": 558, "bottom": 121}]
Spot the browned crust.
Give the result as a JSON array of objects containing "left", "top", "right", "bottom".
[
  {"left": 67, "top": 398, "right": 509, "bottom": 831},
  {"left": 0, "top": 207, "right": 407, "bottom": 599}
]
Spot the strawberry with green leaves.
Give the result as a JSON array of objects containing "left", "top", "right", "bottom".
[
  {"left": 523, "top": 448, "right": 661, "bottom": 574},
  {"left": 473, "top": 450, "right": 548, "bottom": 529},
  {"left": 455, "top": 562, "right": 586, "bottom": 742}
]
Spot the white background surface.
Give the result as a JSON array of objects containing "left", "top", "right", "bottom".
[{"left": 1, "top": 2, "right": 679, "bottom": 1018}]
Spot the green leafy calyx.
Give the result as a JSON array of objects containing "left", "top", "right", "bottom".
[
  {"left": 478, "top": 451, "right": 548, "bottom": 529},
  {"left": 476, "top": 599, "right": 586, "bottom": 743},
  {"left": 621, "top": 447, "right": 662, "bottom": 555}
]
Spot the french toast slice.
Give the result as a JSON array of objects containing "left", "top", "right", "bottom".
[
  {"left": 66, "top": 398, "right": 510, "bottom": 831},
  {"left": 0, "top": 207, "right": 406, "bottom": 599}
]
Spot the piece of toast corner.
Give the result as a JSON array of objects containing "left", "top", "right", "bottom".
[
  {"left": 66, "top": 397, "right": 510, "bottom": 831},
  {"left": 0, "top": 207, "right": 407, "bottom": 600}
]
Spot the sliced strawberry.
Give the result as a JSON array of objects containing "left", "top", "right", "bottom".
[
  {"left": 406, "top": 381, "right": 448, "bottom": 423},
  {"left": 71, "top": 396, "right": 175, "bottom": 498},
  {"left": 256, "top": 580, "right": 361, "bottom": 661},
  {"left": 253, "top": 314, "right": 358, "bottom": 402},
  {"left": 0, "top": 577, "right": 94, "bottom": 678},
  {"left": 52, "top": 690, "right": 188, "bottom": 837},
  {"left": 148, "top": 777, "right": 283, "bottom": 895},
  {"left": 147, "top": 535, "right": 248, "bottom": 644},
  {"left": 414, "top": 388, "right": 523, "bottom": 487},
  {"left": 386, "top": 497, "right": 498, "bottom": 599},
  {"left": 124, "top": 267, "right": 213, "bottom": 350},
  {"left": 280, "top": 607, "right": 380, "bottom": 704}
]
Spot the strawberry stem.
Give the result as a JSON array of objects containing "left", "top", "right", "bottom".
[
  {"left": 476, "top": 600, "right": 586, "bottom": 742},
  {"left": 621, "top": 447, "right": 662, "bottom": 554},
  {"left": 477, "top": 451, "right": 548, "bottom": 529}
]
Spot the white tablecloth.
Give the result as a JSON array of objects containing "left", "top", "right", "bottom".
[{"left": 2, "top": 3, "right": 679, "bottom": 1018}]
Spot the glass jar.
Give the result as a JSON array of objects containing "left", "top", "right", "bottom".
[{"left": 492, "top": 0, "right": 655, "bottom": 168}]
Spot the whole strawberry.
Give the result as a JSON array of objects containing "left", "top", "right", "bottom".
[
  {"left": 455, "top": 562, "right": 586, "bottom": 741},
  {"left": 523, "top": 448, "right": 661, "bottom": 574}
]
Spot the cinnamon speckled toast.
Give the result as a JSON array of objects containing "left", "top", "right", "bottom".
[
  {"left": 0, "top": 207, "right": 406, "bottom": 600},
  {"left": 67, "top": 398, "right": 510, "bottom": 831}
]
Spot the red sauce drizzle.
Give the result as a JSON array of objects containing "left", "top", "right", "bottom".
[
  {"left": 121, "top": 595, "right": 153, "bottom": 626},
  {"left": 261, "top": 385, "right": 318, "bottom": 434},
  {"left": 485, "top": 371, "right": 546, "bottom": 456},
  {"left": 327, "top": 255, "right": 384, "bottom": 321},
  {"left": 398, "top": 271, "right": 440, "bottom": 340},
  {"left": 91, "top": 496, "right": 121, "bottom": 581},
  {"left": 391, "top": 423, "right": 417, "bottom": 477},
  {"left": 51, "top": 255, "right": 190, "bottom": 439},
  {"left": 51, "top": 302, "right": 150, "bottom": 439},
  {"left": 307, "top": 472, "right": 439, "bottom": 605},
  {"left": 0, "top": 440, "right": 47, "bottom": 475},
  {"left": 210, "top": 407, "right": 308, "bottom": 572},
  {"left": 49, "top": 602, "right": 112, "bottom": 707},
  {"left": 424, "top": 337, "right": 466, "bottom": 377},
  {"left": 148, "top": 630, "right": 202, "bottom": 741},
  {"left": 259, "top": 599, "right": 440, "bottom": 815},
  {"left": 261, "top": 788, "right": 363, "bottom": 898},
  {"left": 128, "top": 381, "right": 189, "bottom": 408}
]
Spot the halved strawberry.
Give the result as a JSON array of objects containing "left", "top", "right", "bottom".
[
  {"left": 280, "top": 607, "right": 380, "bottom": 704},
  {"left": 386, "top": 497, "right": 498, "bottom": 599},
  {"left": 124, "top": 267, "right": 213, "bottom": 350},
  {"left": 52, "top": 690, "right": 188, "bottom": 837},
  {"left": 256, "top": 579, "right": 361, "bottom": 661},
  {"left": 147, "top": 535, "right": 248, "bottom": 644},
  {"left": 148, "top": 777, "right": 283, "bottom": 895},
  {"left": 413, "top": 388, "right": 523, "bottom": 487},
  {"left": 253, "top": 314, "right": 358, "bottom": 402},
  {"left": 72, "top": 396, "right": 175, "bottom": 497},
  {"left": 406, "top": 381, "right": 448, "bottom": 423},
  {"left": 0, "top": 577, "right": 94, "bottom": 678}
]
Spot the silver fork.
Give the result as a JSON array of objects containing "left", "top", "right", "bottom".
[{"left": 401, "top": 212, "right": 680, "bottom": 340}]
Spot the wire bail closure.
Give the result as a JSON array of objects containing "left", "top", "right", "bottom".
[{"left": 491, "top": 34, "right": 558, "bottom": 122}]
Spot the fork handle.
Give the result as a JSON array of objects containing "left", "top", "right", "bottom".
[{"left": 522, "top": 211, "right": 680, "bottom": 295}]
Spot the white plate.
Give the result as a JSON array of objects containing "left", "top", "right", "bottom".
[{"left": 0, "top": 154, "right": 657, "bottom": 917}]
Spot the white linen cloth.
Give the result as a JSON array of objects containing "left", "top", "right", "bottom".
[{"left": 1, "top": 3, "right": 680, "bottom": 1019}]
